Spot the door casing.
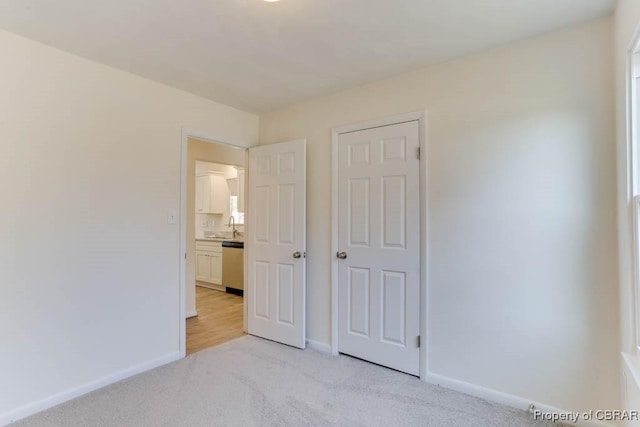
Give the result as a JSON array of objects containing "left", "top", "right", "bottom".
[{"left": 330, "top": 111, "right": 428, "bottom": 380}]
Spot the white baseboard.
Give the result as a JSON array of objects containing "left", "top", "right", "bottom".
[
  {"left": 425, "top": 373, "right": 613, "bottom": 427},
  {"left": 306, "top": 339, "right": 332, "bottom": 353},
  {"left": 186, "top": 310, "right": 198, "bottom": 318},
  {"left": 0, "top": 351, "right": 182, "bottom": 426}
]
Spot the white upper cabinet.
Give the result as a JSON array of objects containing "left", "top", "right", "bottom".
[
  {"left": 195, "top": 175, "right": 207, "bottom": 214},
  {"left": 237, "top": 168, "right": 245, "bottom": 213},
  {"left": 196, "top": 171, "right": 229, "bottom": 215}
]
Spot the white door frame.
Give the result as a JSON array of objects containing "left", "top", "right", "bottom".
[
  {"left": 330, "top": 111, "right": 428, "bottom": 379},
  {"left": 179, "top": 127, "right": 250, "bottom": 358}
]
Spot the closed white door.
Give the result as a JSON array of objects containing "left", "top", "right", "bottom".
[
  {"left": 247, "top": 140, "right": 307, "bottom": 349},
  {"left": 337, "top": 121, "right": 420, "bottom": 375}
]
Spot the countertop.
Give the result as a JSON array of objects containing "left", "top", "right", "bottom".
[{"left": 196, "top": 237, "right": 244, "bottom": 243}]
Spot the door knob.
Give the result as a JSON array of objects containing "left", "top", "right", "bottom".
[
  {"left": 293, "top": 251, "right": 302, "bottom": 259},
  {"left": 337, "top": 251, "right": 347, "bottom": 260}
]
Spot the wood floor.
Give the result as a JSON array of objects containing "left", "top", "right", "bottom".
[{"left": 186, "top": 286, "right": 244, "bottom": 355}]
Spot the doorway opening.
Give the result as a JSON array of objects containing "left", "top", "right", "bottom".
[{"left": 180, "top": 132, "right": 248, "bottom": 356}]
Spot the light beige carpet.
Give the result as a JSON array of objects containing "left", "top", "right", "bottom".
[{"left": 14, "top": 336, "right": 558, "bottom": 426}]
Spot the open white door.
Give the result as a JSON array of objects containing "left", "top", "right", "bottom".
[{"left": 247, "top": 140, "right": 307, "bottom": 349}]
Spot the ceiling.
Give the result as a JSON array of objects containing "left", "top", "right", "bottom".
[{"left": 0, "top": 0, "right": 616, "bottom": 113}]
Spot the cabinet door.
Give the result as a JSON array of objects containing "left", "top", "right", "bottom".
[
  {"left": 237, "top": 169, "right": 245, "bottom": 212},
  {"left": 210, "top": 251, "right": 222, "bottom": 285},
  {"left": 195, "top": 175, "right": 209, "bottom": 214},
  {"left": 196, "top": 251, "right": 212, "bottom": 282},
  {"left": 210, "top": 174, "right": 229, "bottom": 215}
]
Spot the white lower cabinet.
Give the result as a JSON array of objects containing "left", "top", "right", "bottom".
[{"left": 195, "top": 241, "right": 222, "bottom": 285}]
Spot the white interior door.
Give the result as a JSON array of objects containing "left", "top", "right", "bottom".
[
  {"left": 247, "top": 140, "right": 307, "bottom": 349},
  {"left": 337, "top": 121, "right": 420, "bottom": 375}
]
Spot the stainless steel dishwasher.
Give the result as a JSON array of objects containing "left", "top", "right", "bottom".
[{"left": 221, "top": 241, "right": 244, "bottom": 296}]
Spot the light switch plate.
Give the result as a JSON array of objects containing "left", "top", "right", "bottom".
[{"left": 167, "top": 208, "right": 177, "bottom": 225}]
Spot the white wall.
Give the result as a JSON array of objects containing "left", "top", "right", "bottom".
[
  {"left": 259, "top": 17, "right": 618, "bottom": 414},
  {"left": 614, "top": 0, "right": 640, "bottom": 420},
  {"left": 0, "top": 29, "right": 257, "bottom": 423}
]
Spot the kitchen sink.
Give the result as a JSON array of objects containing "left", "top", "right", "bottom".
[{"left": 203, "top": 231, "right": 234, "bottom": 239}]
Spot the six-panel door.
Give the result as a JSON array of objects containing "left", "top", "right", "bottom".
[
  {"left": 337, "top": 121, "right": 421, "bottom": 376},
  {"left": 247, "top": 140, "right": 307, "bottom": 349}
]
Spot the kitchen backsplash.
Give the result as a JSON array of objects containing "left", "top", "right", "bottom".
[{"left": 196, "top": 213, "right": 244, "bottom": 238}]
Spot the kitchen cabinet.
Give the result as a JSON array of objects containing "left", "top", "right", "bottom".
[
  {"left": 195, "top": 241, "right": 222, "bottom": 286},
  {"left": 195, "top": 172, "right": 229, "bottom": 214},
  {"left": 237, "top": 168, "right": 245, "bottom": 212}
]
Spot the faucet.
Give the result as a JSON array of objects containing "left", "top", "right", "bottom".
[{"left": 228, "top": 216, "right": 237, "bottom": 238}]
